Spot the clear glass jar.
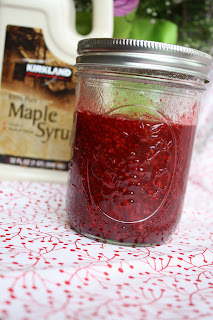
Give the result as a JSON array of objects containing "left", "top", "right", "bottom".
[{"left": 66, "top": 39, "right": 212, "bottom": 246}]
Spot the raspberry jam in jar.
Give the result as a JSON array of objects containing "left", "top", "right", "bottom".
[{"left": 66, "top": 39, "right": 212, "bottom": 245}]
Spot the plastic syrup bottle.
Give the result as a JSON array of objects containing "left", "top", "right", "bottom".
[{"left": 0, "top": 0, "right": 113, "bottom": 183}]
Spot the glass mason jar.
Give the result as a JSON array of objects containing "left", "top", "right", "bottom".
[{"left": 66, "top": 39, "right": 212, "bottom": 246}]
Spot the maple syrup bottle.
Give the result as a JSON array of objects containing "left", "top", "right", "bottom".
[{"left": 0, "top": 0, "right": 113, "bottom": 183}]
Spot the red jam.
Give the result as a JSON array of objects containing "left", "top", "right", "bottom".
[{"left": 66, "top": 110, "right": 196, "bottom": 245}]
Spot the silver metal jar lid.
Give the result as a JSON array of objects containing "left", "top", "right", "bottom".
[{"left": 76, "top": 38, "right": 212, "bottom": 81}]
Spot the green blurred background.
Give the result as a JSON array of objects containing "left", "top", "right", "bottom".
[{"left": 74, "top": 0, "right": 213, "bottom": 54}]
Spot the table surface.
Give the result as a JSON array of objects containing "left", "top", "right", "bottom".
[{"left": 1, "top": 86, "right": 213, "bottom": 320}]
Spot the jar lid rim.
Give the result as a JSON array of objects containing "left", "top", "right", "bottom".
[{"left": 77, "top": 38, "right": 213, "bottom": 81}]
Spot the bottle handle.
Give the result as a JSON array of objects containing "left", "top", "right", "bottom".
[
  {"left": 54, "top": 0, "right": 114, "bottom": 60},
  {"left": 89, "top": 0, "right": 114, "bottom": 38},
  {"left": 55, "top": 0, "right": 114, "bottom": 61},
  {"left": 47, "top": 0, "right": 114, "bottom": 59}
]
